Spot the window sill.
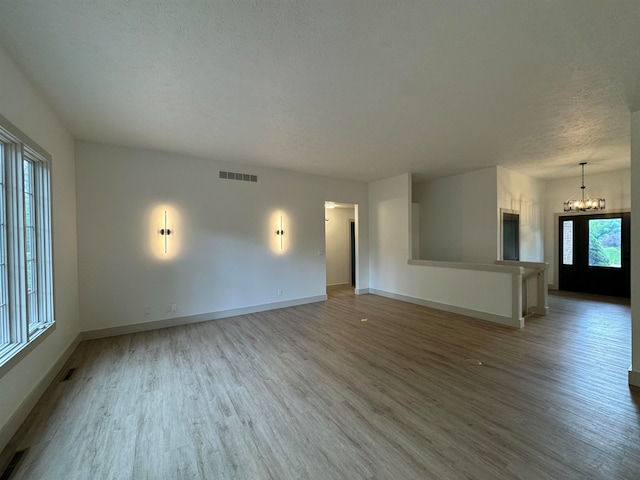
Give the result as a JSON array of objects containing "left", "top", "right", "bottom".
[{"left": 0, "top": 322, "right": 56, "bottom": 380}]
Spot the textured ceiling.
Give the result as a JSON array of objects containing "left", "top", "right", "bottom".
[{"left": 0, "top": 1, "right": 638, "bottom": 182}]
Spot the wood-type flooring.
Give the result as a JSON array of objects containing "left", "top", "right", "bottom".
[{"left": 2, "top": 286, "right": 639, "bottom": 479}]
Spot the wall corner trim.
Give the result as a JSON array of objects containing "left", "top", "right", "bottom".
[{"left": 629, "top": 369, "right": 640, "bottom": 388}]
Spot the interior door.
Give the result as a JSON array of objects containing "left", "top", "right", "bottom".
[
  {"left": 350, "top": 220, "right": 355, "bottom": 286},
  {"left": 559, "top": 212, "right": 630, "bottom": 297}
]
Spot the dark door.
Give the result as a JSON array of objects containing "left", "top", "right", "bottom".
[
  {"left": 559, "top": 212, "right": 630, "bottom": 297},
  {"left": 350, "top": 221, "right": 356, "bottom": 286}
]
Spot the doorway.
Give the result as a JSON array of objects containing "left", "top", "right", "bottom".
[
  {"left": 324, "top": 202, "right": 357, "bottom": 294},
  {"left": 350, "top": 220, "right": 356, "bottom": 286},
  {"left": 558, "top": 212, "right": 630, "bottom": 297},
  {"left": 501, "top": 210, "right": 520, "bottom": 261}
]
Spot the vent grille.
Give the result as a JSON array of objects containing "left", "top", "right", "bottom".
[
  {"left": 0, "top": 449, "right": 28, "bottom": 480},
  {"left": 61, "top": 368, "right": 76, "bottom": 382},
  {"left": 219, "top": 171, "right": 257, "bottom": 183}
]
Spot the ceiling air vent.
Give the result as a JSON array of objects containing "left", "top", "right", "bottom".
[{"left": 219, "top": 171, "right": 257, "bottom": 183}]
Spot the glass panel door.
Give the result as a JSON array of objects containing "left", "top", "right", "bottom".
[
  {"left": 562, "top": 220, "right": 573, "bottom": 265},
  {"left": 588, "top": 218, "right": 621, "bottom": 268},
  {"left": 559, "top": 213, "right": 630, "bottom": 297}
]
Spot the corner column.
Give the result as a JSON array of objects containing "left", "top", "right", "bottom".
[{"left": 629, "top": 111, "right": 640, "bottom": 387}]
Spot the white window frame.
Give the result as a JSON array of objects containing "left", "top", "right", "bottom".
[{"left": 0, "top": 113, "right": 55, "bottom": 376}]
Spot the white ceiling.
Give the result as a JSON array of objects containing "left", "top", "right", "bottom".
[{"left": 0, "top": 1, "right": 638, "bottom": 182}]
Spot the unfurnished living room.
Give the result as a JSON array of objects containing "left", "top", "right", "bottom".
[{"left": 0, "top": 1, "right": 639, "bottom": 479}]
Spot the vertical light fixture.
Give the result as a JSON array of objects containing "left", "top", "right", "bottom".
[
  {"left": 159, "top": 210, "right": 172, "bottom": 254},
  {"left": 275, "top": 215, "right": 284, "bottom": 250}
]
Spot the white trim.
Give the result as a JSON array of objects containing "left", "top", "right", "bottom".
[
  {"left": 355, "top": 288, "right": 370, "bottom": 295},
  {"left": 497, "top": 260, "right": 549, "bottom": 317},
  {"left": 531, "top": 306, "right": 550, "bottom": 315},
  {"left": 369, "top": 289, "right": 524, "bottom": 328},
  {"left": 81, "top": 295, "right": 327, "bottom": 341},
  {"left": 495, "top": 260, "right": 548, "bottom": 269},
  {"left": 0, "top": 323, "right": 55, "bottom": 377},
  {"left": 408, "top": 258, "right": 523, "bottom": 275},
  {"left": 0, "top": 113, "right": 51, "bottom": 162},
  {"left": 629, "top": 369, "right": 640, "bottom": 388},
  {"left": 0, "top": 123, "right": 55, "bottom": 372},
  {"left": 511, "top": 271, "right": 522, "bottom": 323}
]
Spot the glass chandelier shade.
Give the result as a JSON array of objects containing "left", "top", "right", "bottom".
[{"left": 563, "top": 162, "right": 605, "bottom": 212}]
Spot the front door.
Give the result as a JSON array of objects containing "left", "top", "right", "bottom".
[{"left": 559, "top": 212, "right": 630, "bottom": 297}]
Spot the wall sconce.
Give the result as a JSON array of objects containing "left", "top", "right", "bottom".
[
  {"left": 275, "top": 215, "right": 284, "bottom": 250},
  {"left": 159, "top": 210, "right": 172, "bottom": 254}
]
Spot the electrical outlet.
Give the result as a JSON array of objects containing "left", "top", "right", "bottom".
[
  {"left": 143, "top": 306, "right": 151, "bottom": 315},
  {"left": 277, "top": 289, "right": 283, "bottom": 296},
  {"left": 171, "top": 303, "right": 177, "bottom": 312}
]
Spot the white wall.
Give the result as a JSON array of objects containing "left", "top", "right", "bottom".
[
  {"left": 369, "top": 174, "right": 520, "bottom": 326},
  {"left": 543, "top": 168, "right": 631, "bottom": 287},
  {"left": 0, "top": 44, "right": 79, "bottom": 451},
  {"left": 497, "top": 166, "right": 545, "bottom": 262},
  {"left": 414, "top": 167, "right": 498, "bottom": 263},
  {"left": 325, "top": 206, "right": 355, "bottom": 286},
  {"left": 75, "top": 142, "right": 368, "bottom": 334}
]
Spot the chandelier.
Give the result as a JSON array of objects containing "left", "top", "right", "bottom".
[{"left": 563, "top": 162, "right": 605, "bottom": 212}]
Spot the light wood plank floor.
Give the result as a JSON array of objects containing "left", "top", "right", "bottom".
[{"left": 3, "top": 287, "right": 639, "bottom": 479}]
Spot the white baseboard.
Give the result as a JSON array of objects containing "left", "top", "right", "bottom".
[
  {"left": 354, "top": 288, "right": 370, "bottom": 295},
  {"left": 530, "top": 305, "right": 549, "bottom": 316},
  {"left": 369, "top": 289, "right": 523, "bottom": 328},
  {"left": 81, "top": 295, "right": 328, "bottom": 341},
  {"left": 0, "top": 332, "right": 81, "bottom": 464},
  {"left": 629, "top": 369, "right": 640, "bottom": 388}
]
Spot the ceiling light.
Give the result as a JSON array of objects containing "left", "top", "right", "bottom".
[{"left": 564, "top": 162, "right": 605, "bottom": 212}]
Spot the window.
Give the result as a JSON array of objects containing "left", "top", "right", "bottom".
[
  {"left": 588, "top": 218, "right": 622, "bottom": 268},
  {"left": 0, "top": 115, "right": 54, "bottom": 370},
  {"left": 562, "top": 220, "right": 573, "bottom": 265}
]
